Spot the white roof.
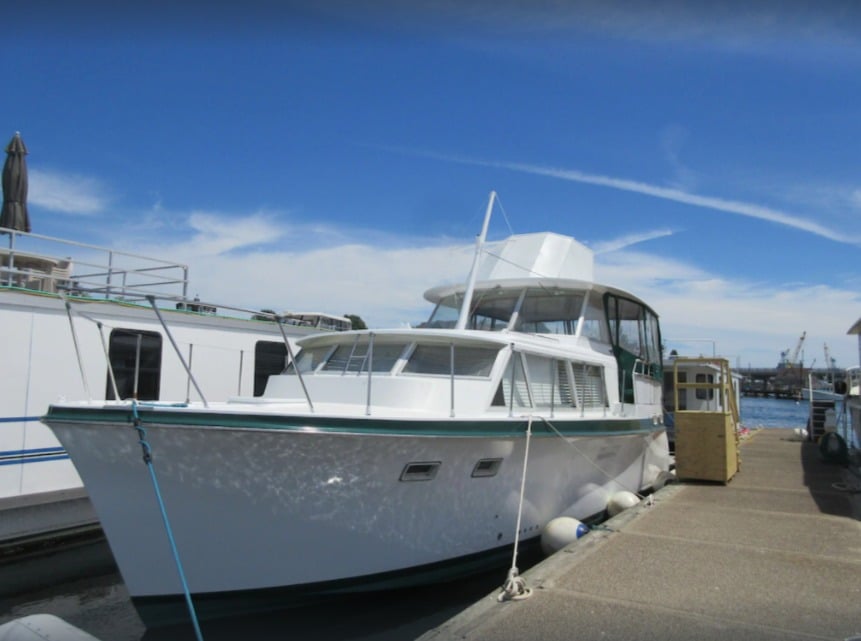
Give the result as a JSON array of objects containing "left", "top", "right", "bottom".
[{"left": 476, "top": 232, "right": 593, "bottom": 282}]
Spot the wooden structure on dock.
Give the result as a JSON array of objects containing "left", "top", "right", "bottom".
[{"left": 671, "top": 357, "right": 740, "bottom": 484}]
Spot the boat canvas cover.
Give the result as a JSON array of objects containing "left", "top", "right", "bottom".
[{"left": 475, "top": 233, "right": 593, "bottom": 282}]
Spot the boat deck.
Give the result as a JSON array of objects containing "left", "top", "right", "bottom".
[{"left": 418, "top": 428, "right": 861, "bottom": 641}]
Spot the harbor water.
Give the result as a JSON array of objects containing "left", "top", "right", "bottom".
[
  {"left": 0, "top": 397, "right": 836, "bottom": 640},
  {"left": 740, "top": 395, "right": 813, "bottom": 429}
]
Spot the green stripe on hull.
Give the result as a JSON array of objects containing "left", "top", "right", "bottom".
[{"left": 44, "top": 405, "right": 657, "bottom": 438}]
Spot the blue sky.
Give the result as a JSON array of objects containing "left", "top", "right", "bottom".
[{"left": 3, "top": 1, "right": 861, "bottom": 369}]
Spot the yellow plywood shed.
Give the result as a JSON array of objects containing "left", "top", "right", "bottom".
[{"left": 675, "top": 411, "right": 739, "bottom": 483}]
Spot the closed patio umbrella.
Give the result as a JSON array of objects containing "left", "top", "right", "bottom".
[{"left": 1, "top": 132, "right": 30, "bottom": 233}]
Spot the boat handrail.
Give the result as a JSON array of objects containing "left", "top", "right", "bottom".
[{"left": 1, "top": 226, "right": 189, "bottom": 300}]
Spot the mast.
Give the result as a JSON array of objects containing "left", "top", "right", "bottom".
[{"left": 455, "top": 190, "right": 495, "bottom": 330}]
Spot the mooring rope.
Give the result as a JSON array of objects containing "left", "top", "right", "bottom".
[
  {"left": 498, "top": 415, "right": 534, "bottom": 602},
  {"left": 130, "top": 401, "right": 205, "bottom": 641},
  {"left": 534, "top": 415, "right": 649, "bottom": 501}
]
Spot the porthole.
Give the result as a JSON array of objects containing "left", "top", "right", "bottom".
[
  {"left": 399, "top": 461, "right": 441, "bottom": 482},
  {"left": 471, "top": 458, "right": 503, "bottom": 478}
]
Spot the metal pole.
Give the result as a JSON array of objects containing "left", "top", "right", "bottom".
[
  {"left": 237, "top": 350, "right": 244, "bottom": 396},
  {"left": 365, "top": 333, "right": 374, "bottom": 416},
  {"left": 97, "top": 322, "right": 121, "bottom": 401},
  {"left": 133, "top": 334, "right": 142, "bottom": 400},
  {"left": 273, "top": 315, "right": 313, "bottom": 412},
  {"left": 456, "top": 191, "right": 495, "bottom": 331},
  {"left": 450, "top": 343, "right": 455, "bottom": 418},
  {"left": 61, "top": 295, "right": 92, "bottom": 401},
  {"left": 147, "top": 296, "right": 208, "bottom": 407}
]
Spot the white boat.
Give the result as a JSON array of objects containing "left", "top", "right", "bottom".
[
  {"left": 800, "top": 380, "right": 843, "bottom": 402},
  {"left": 42, "top": 195, "right": 671, "bottom": 626},
  {"left": 0, "top": 226, "right": 349, "bottom": 542}
]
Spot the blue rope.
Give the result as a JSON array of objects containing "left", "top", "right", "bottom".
[{"left": 131, "top": 401, "right": 205, "bottom": 641}]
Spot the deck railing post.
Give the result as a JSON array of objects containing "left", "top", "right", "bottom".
[
  {"left": 365, "top": 333, "right": 374, "bottom": 416},
  {"left": 450, "top": 343, "right": 455, "bottom": 418}
]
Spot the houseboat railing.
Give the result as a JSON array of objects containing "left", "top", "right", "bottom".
[{"left": 1, "top": 227, "right": 189, "bottom": 300}]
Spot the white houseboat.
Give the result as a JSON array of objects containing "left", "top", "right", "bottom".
[{"left": 43, "top": 196, "right": 671, "bottom": 626}]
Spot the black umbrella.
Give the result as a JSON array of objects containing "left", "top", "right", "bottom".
[{"left": 1, "top": 132, "right": 30, "bottom": 233}]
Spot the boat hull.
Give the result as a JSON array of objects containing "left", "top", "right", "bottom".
[{"left": 44, "top": 404, "right": 669, "bottom": 625}]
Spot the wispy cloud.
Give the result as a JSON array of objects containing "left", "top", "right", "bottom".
[
  {"left": 28, "top": 169, "right": 110, "bottom": 215},
  {"left": 183, "top": 212, "right": 285, "bottom": 256},
  {"left": 592, "top": 229, "right": 675, "bottom": 254},
  {"left": 429, "top": 153, "right": 859, "bottom": 246},
  {"left": 300, "top": 1, "right": 861, "bottom": 58}
]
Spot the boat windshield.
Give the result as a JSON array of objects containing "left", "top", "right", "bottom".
[
  {"left": 424, "top": 289, "right": 518, "bottom": 331},
  {"left": 424, "top": 286, "right": 607, "bottom": 339},
  {"left": 285, "top": 339, "right": 499, "bottom": 377}
]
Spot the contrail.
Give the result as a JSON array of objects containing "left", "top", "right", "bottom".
[{"left": 421, "top": 151, "right": 859, "bottom": 246}]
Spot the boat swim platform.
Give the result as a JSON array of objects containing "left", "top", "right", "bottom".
[{"left": 418, "top": 428, "right": 861, "bottom": 641}]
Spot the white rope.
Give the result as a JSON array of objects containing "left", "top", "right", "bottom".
[
  {"left": 535, "top": 415, "right": 648, "bottom": 500},
  {"left": 498, "top": 415, "right": 534, "bottom": 602}
]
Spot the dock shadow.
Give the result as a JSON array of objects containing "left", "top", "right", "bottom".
[{"left": 800, "top": 438, "right": 854, "bottom": 518}]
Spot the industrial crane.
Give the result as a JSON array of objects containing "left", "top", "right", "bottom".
[
  {"left": 790, "top": 331, "right": 806, "bottom": 367},
  {"left": 824, "top": 343, "right": 836, "bottom": 371},
  {"left": 780, "top": 331, "right": 807, "bottom": 368}
]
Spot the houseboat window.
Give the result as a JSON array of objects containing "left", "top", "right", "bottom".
[
  {"left": 423, "top": 296, "right": 462, "bottom": 328},
  {"left": 402, "top": 345, "right": 498, "bottom": 377},
  {"left": 523, "top": 354, "right": 575, "bottom": 407},
  {"left": 573, "top": 363, "right": 607, "bottom": 408},
  {"left": 605, "top": 293, "right": 662, "bottom": 402},
  {"left": 605, "top": 294, "right": 661, "bottom": 364},
  {"left": 495, "top": 356, "right": 605, "bottom": 409},
  {"left": 581, "top": 295, "right": 610, "bottom": 342},
  {"left": 322, "top": 341, "right": 407, "bottom": 374},
  {"left": 286, "top": 345, "right": 333, "bottom": 374},
  {"left": 469, "top": 290, "right": 520, "bottom": 331},
  {"left": 493, "top": 354, "right": 529, "bottom": 408},
  {"left": 514, "top": 290, "right": 584, "bottom": 335},
  {"left": 105, "top": 329, "right": 162, "bottom": 401},
  {"left": 424, "top": 290, "right": 519, "bottom": 331},
  {"left": 695, "top": 373, "right": 715, "bottom": 400},
  {"left": 616, "top": 298, "right": 646, "bottom": 357},
  {"left": 254, "top": 341, "right": 288, "bottom": 396}
]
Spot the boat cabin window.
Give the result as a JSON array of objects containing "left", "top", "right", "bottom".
[
  {"left": 492, "top": 354, "right": 607, "bottom": 410},
  {"left": 424, "top": 290, "right": 518, "bottom": 331},
  {"left": 605, "top": 293, "right": 662, "bottom": 402},
  {"left": 286, "top": 345, "right": 334, "bottom": 374},
  {"left": 322, "top": 341, "right": 408, "bottom": 374},
  {"left": 105, "top": 329, "right": 162, "bottom": 401},
  {"left": 581, "top": 295, "right": 610, "bottom": 342},
  {"left": 605, "top": 295, "right": 661, "bottom": 363},
  {"left": 402, "top": 345, "right": 499, "bottom": 377},
  {"left": 425, "top": 287, "right": 609, "bottom": 339},
  {"left": 512, "top": 289, "right": 584, "bottom": 335},
  {"left": 254, "top": 341, "right": 288, "bottom": 396}
]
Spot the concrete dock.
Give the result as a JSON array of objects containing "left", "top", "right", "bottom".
[{"left": 419, "top": 429, "right": 861, "bottom": 641}]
